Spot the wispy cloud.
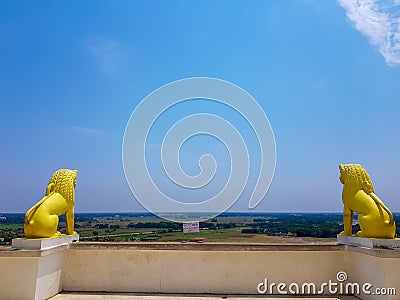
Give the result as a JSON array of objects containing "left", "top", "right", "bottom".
[
  {"left": 71, "top": 125, "right": 107, "bottom": 135},
  {"left": 85, "top": 36, "right": 123, "bottom": 75},
  {"left": 338, "top": 0, "right": 400, "bottom": 67}
]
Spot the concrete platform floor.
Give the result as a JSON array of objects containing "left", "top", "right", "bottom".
[{"left": 51, "top": 293, "right": 360, "bottom": 300}]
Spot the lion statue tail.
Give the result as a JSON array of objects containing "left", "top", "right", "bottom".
[{"left": 369, "top": 192, "right": 395, "bottom": 226}]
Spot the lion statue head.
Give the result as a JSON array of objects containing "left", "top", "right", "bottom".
[
  {"left": 339, "top": 164, "right": 374, "bottom": 195},
  {"left": 47, "top": 169, "right": 78, "bottom": 204}
]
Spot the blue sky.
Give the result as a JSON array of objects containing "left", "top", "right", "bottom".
[{"left": 1, "top": 0, "right": 400, "bottom": 213}]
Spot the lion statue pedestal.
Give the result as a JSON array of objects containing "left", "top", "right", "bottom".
[
  {"left": 12, "top": 234, "right": 79, "bottom": 250},
  {"left": 337, "top": 164, "right": 399, "bottom": 249},
  {"left": 337, "top": 234, "right": 400, "bottom": 249}
]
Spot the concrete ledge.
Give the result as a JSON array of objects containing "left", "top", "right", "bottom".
[
  {"left": 0, "top": 244, "right": 70, "bottom": 258},
  {"left": 70, "top": 242, "right": 344, "bottom": 251},
  {"left": 345, "top": 245, "right": 400, "bottom": 258}
]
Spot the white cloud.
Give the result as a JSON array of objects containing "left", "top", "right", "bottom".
[
  {"left": 86, "top": 36, "right": 123, "bottom": 75},
  {"left": 71, "top": 125, "right": 106, "bottom": 135},
  {"left": 338, "top": 0, "right": 400, "bottom": 67}
]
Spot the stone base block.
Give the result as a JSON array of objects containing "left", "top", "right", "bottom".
[
  {"left": 12, "top": 235, "right": 79, "bottom": 250},
  {"left": 337, "top": 234, "right": 400, "bottom": 249}
]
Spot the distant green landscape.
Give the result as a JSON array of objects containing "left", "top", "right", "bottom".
[{"left": 1, "top": 213, "right": 399, "bottom": 245}]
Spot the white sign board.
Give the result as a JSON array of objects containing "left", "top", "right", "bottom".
[{"left": 183, "top": 222, "right": 200, "bottom": 233}]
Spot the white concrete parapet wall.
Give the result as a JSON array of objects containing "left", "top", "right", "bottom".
[
  {"left": 62, "top": 243, "right": 400, "bottom": 300},
  {"left": 62, "top": 243, "right": 345, "bottom": 295},
  {"left": 1, "top": 242, "right": 400, "bottom": 300}
]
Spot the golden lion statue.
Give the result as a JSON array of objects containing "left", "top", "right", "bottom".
[
  {"left": 339, "top": 164, "right": 396, "bottom": 239},
  {"left": 24, "top": 169, "right": 78, "bottom": 239}
]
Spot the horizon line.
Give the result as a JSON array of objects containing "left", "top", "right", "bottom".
[{"left": 3, "top": 211, "right": 400, "bottom": 214}]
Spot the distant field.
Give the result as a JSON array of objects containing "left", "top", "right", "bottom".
[{"left": 1, "top": 212, "right": 399, "bottom": 245}]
